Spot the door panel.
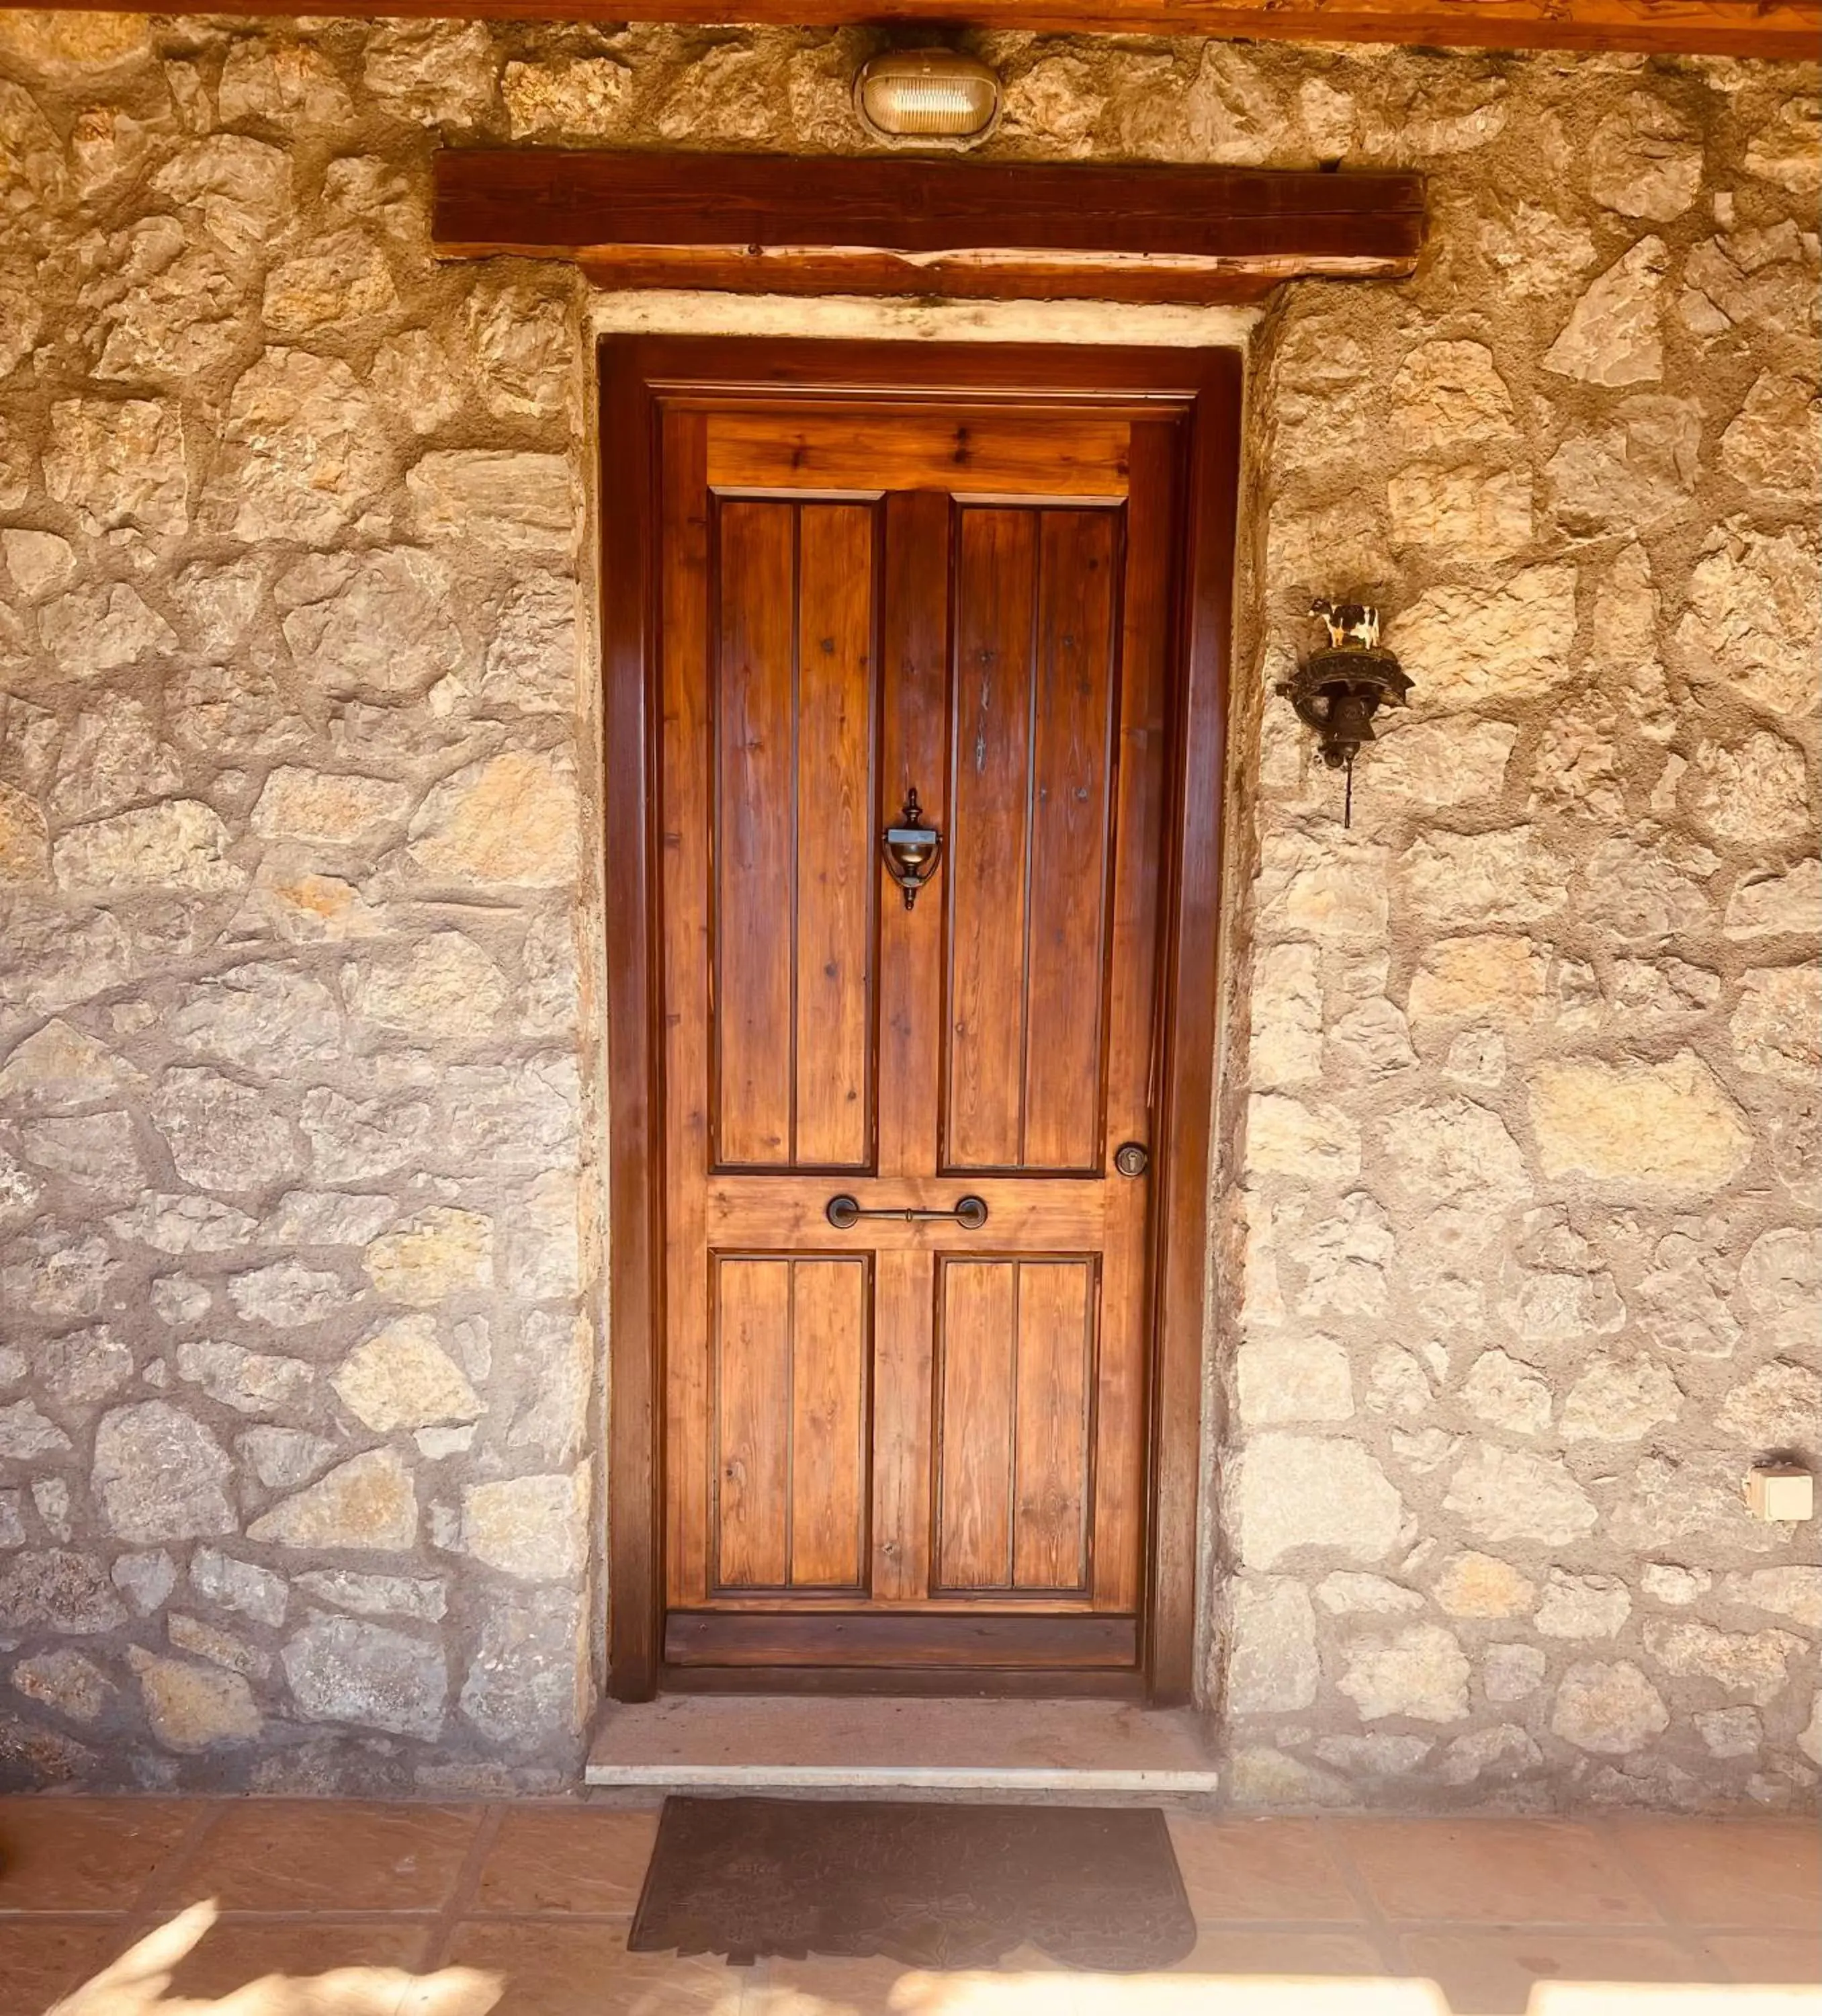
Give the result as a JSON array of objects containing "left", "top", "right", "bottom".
[
  {"left": 945, "top": 510, "right": 1037, "bottom": 1173},
  {"left": 792, "top": 506, "right": 877, "bottom": 1169},
  {"left": 1011, "top": 1259, "right": 1096, "bottom": 1592},
  {"left": 713, "top": 501, "right": 797, "bottom": 1167},
  {"left": 660, "top": 392, "right": 1176, "bottom": 1686},
  {"left": 933, "top": 1257, "right": 1018, "bottom": 1591},
  {"left": 712, "top": 1255, "right": 792, "bottom": 1589},
  {"left": 945, "top": 506, "right": 1121, "bottom": 1173},
  {"left": 705, "top": 408, "right": 1131, "bottom": 497},
  {"left": 711, "top": 1255, "right": 870, "bottom": 1593},
  {"left": 1024, "top": 511, "right": 1120, "bottom": 1171},
  {"left": 935, "top": 1257, "right": 1096, "bottom": 1595},
  {"left": 713, "top": 499, "right": 878, "bottom": 1170}
]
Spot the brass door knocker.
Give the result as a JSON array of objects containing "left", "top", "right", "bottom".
[{"left": 881, "top": 788, "right": 943, "bottom": 910}]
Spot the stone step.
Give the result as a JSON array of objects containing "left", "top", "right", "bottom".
[{"left": 584, "top": 1695, "right": 1220, "bottom": 1801}]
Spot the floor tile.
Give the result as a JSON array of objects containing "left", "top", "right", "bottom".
[
  {"left": 1396, "top": 1931, "right": 1710, "bottom": 2015},
  {"left": 1167, "top": 1816, "right": 1364, "bottom": 1923},
  {"left": 158, "top": 1915, "right": 435, "bottom": 1996},
  {"left": 753, "top": 1952, "right": 926, "bottom": 2015},
  {"left": 474, "top": 1806, "right": 660, "bottom": 1916},
  {"left": 1700, "top": 1933, "right": 1822, "bottom": 1986},
  {"left": 1173, "top": 1929, "right": 1391, "bottom": 1976},
  {"left": 447, "top": 1919, "right": 752, "bottom": 2015},
  {"left": 0, "top": 1798, "right": 196, "bottom": 1911},
  {"left": 1338, "top": 1819, "right": 1662, "bottom": 1927},
  {"left": 758, "top": 1941, "right": 1401, "bottom": 2016},
  {"left": 148, "top": 1800, "right": 481, "bottom": 1914},
  {"left": 0, "top": 1920, "right": 133, "bottom": 2016},
  {"left": 1610, "top": 1817, "right": 1822, "bottom": 1932}
]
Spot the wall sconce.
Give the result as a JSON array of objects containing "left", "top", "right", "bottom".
[
  {"left": 1276, "top": 598, "right": 1413, "bottom": 828},
  {"left": 855, "top": 49, "right": 1002, "bottom": 148}
]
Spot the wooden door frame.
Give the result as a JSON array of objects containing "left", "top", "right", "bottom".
[{"left": 599, "top": 335, "right": 1240, "bottom": 1704}]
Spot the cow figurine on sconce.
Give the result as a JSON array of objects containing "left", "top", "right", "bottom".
[{"left": 1276, "top": 597, "right": 1414, "bottom": 829}]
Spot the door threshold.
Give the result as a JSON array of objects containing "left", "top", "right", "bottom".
[{"left": 584, "top": 1694, "right": 1220, "bottom": 1800}]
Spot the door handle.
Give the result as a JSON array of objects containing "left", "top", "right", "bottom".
[{"left": 826, "top": 1193, "right": 988, "bottom": 1230}]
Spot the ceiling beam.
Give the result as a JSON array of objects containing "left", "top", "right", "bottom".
[
  {"left": 30, "top": 0, "right": 1821, "bottom": 59},
  {"left": 433, "top": 150, "right": 1426, "bottom": 306}
]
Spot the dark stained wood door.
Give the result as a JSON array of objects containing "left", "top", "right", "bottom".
[{"left": 656, "top": 392, "right": 1182, "bottom": 1687}]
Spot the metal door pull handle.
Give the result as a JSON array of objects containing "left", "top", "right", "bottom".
[{"left": 826, "top": 1194, "right": 988, "bottom": 1230}]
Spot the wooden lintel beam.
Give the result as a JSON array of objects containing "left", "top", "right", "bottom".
[
  {"left": 28, "top": 0, "right": 1822, "bottom": 59},
  {"left": 433, "top": 151, "right": 1426, "bottom": 304},
  {"left": 572, "top": 252, "right": 1291, "bottom": 306}
]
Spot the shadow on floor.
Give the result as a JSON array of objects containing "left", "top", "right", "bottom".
[
  {"left": 44, "top": 1908, "right": 1821, "bottom": 2016},
  {"left": 48, "top": 1904, "right": 503, "bottom": 2016}
]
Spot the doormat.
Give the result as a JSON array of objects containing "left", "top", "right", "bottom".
[{"left": 628, "top": 1795, "right": 1197, "bottom": 1970}]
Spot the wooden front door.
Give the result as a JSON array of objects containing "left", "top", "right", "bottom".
[{"left": 609, "top": 342, "right": 1235, "bottom": 1697}]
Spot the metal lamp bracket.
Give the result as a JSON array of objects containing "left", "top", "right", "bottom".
[{"left": 1276, "top": 599, "right": 1413, "bottom": 827}]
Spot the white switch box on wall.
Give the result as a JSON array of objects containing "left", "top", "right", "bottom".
[{"left": 1745, "top": 1464, "right": 1815, "bottom": 1522}]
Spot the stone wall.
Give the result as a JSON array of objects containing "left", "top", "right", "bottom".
[{"left": 0, "top": 11, "right": 1816, "bottom": 1803}]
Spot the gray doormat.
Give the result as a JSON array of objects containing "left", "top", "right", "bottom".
[{"left": 627, "top": 1794, "right": 1197, "bottom": 1970}]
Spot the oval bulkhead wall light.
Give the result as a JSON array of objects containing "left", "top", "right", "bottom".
[{"left": 855, "top": 49, "right": 1002, "bottom": 148}]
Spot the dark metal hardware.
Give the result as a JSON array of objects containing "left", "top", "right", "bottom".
[
  {"left": 881, "top": 788, "right": 943, "bottom": 911},
  {"left": 1276, "top": 598, "right": 1413, "bottom": 829},
  {"left": 826, "top": 1193, "right": 988, "bottom": 1230},
  {"left": 1113, "top": 1141, "right": 1149, "bottom": 1178}
]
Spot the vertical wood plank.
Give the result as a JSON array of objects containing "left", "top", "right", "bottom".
[
  {"left": 945, "top": 509, "right": 1036, "bottom": 1171},
  {"left": 658, "top": 405, "right": 714, "bottom": 1611},
  {"left": 715, "top": 499, "right": 797, "bottom": 1167},
  {"left": 877, "top": 489, "right": 951, "bottom": 1183},
  {"left": 869, "top": 1246, "right": 932, "bottom": 1602},
  {"left": 935, "top": 1258, "right": 1016, "bottom": 1590},
  {"left": 1024, "top": 509, "right": 1119, "bottom": 1171},
  {"left": 788, "top": 1257, "right": 869, "bottom": 1587},
  {"left": 601, "top": 345, "right": 662, "bottom": 1697},
  {"left": 1012, "top": 1260, "right": 1094, "bottom": 1592},
  {"left": 1147, "top": 357, "right": 1240, "bottom": 1702},
  {"left": 872, "top": 489, "right": 951, "bottom": 1604},
  {"left": 713, "top": 1257, "right": 791, "bottom": 1588},
  {"left": 794, "top": 504, "right": 876, "bottom": 1169},
  {"left": 1095, "top": 426, "right": 1173, "bottom": 1618}
]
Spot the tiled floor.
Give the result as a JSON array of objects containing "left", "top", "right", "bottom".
[{"left": 1, "top": 1798, "right": 1817, "bottom": 2016}]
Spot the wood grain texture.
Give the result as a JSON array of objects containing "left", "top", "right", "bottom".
[
  {"left": 708, "top": 410, "right": 1131, "bottom": 499},
  {"left": 706, "top": 1173, "right": 1107, "bottom": 1249},
  {"left": 658, "top": 405, "right": 715, "bottom": 1618},
  {"left": 870, "top": 490, "right": 951, "bottom": 1607},
  {"left": 1012, "top": 1261, "right": 1096, "bottom": 1593},
  {"left": 714, "top": 1257, "right": 793, "bottom": 1589},
  {"left": 435, "top": 153, "right": 1428, "bottom": 291},
  {"left": 943, "top": 505, "right": 1121, "bottom": 1173},
  {"left": 582, "top": 249, "right": 1295, "bottom": 306},
  {"left": 666, "top": 1610, "right": 1137, "bottom": 1669},
  {"left": 713, "top": 1258, "right": 871, "bottom": 1591},
  {"left": 935, "top": 1260, "right": 1020, "bottom": 1591},
  {"left": 1094, "top": 419, "right": 1178, "bottom": 1620},
  {"left": 659, "top": 1663, "right": 1147, "bottom": 1697},
  {"left": 607, "top": 337, "right": 1232, "bottom": 1701},
  {"left": 714, "top": 499, "right": 797, "bottom": 1167},
  {"left": 792, "top": 505, "right": 877, "bottom": 1170},
  {"left": 48, "top": 0, "right": 1815, "bottom": 56},
  {"left": 945, "top": 510, "right": 1037, "bottom": 1173},
  {"left": 787, "top": 1258, "right": 871, "bottom": 1588},
  {"left": 936, "top": 1259, "right": 1098, "bottom": 1595},
  {"left": 1023, "top": 509, "right": 1119, "bottom": 1174},
  {"left": 600, "top": 323, "right": 662, "bottom": 1699},
  {"left": 1145, "top": 352, "right": 1240, "bottom": 1704}
]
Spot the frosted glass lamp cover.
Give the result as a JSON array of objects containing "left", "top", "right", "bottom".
[{"left": 855, "top": 50, "right": 1002, "bottom": 146}]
